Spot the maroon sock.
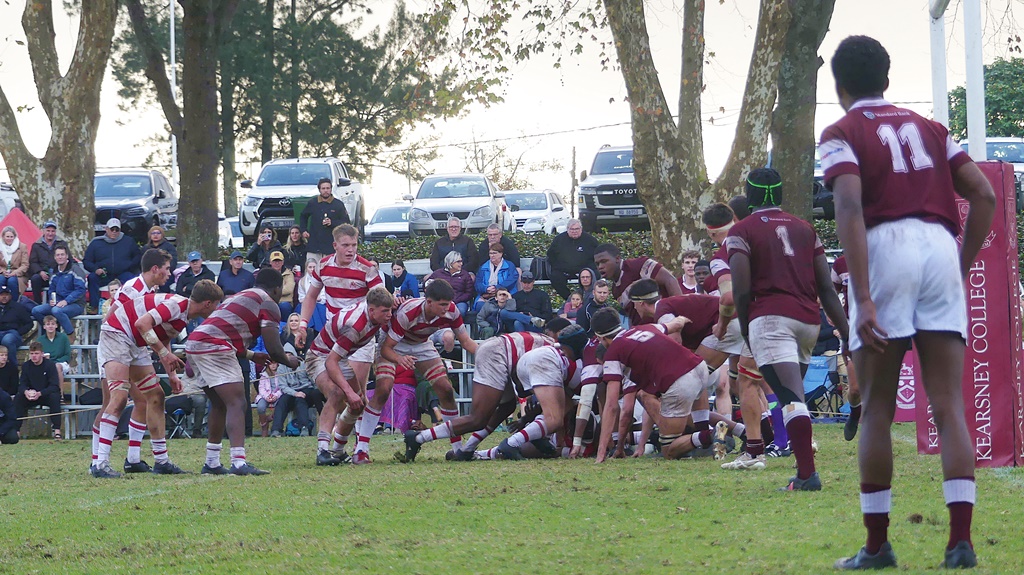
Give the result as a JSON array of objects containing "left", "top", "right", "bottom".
[
  {"left": 695, "top": 420, "right": 710, "bottom": 432},
  {"left": 693, "top": 429, "right": 713, "bottom": 448},
  {"left": 746, "top": 438, "right": 764, "bottom": 457},
  {"left": 850, "top": 403, "right": 862, "bottom": 423},
  {"left": 861, "top": 483, "right": 891, "bottom": 554},
  {"left": 947, "top": 502, "right": 974, "bottom": 550},
  {"left": 785, "top": 414, "right": 815, "bottom": 480},
  {"left": 760, "top": 415, "right": 775, "bottom": 445}
]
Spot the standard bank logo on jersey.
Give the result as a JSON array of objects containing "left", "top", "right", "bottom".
[{"left": 862, "top": 111, "right": 875, "bottom": 120}]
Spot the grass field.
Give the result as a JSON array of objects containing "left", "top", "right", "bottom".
[{"left": 0, "top": 422, "right": 1021, "bottom": 574}]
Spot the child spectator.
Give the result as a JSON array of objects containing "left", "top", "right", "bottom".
[
  {"left": 99, "top": 279, "right": 121, "bottom": 319},
  {"left": 561, "top": 290, "right": 584, "bottom": 323},
  {"left": 255, "top": 361, "right": 284, "bottom": 437},
  {"left": 37, "top": 315, "right": 71, "bottom": 392},
  {"left": 269, "top": 344, "right": 319, "bottom": 437},
  {"left": 476, "top": 287, "right": 515, "bottom": 339}
]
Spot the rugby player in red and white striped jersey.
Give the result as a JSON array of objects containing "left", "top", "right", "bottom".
[
  {"left": 186, "top": 268, "right": 299, "bottom": 476},
  {"left": 295, "top": 224, "right": 382, "bottom": 456},
  {"left": 90, "top": 256, "right": 222, "bottom": 479},
  {"left": 304, "top": 286, "right": 394, "bottom": 466}
]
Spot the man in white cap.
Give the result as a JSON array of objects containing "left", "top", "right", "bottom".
[{"left": 83, "top": 218, "right": 141, "bottom": 313}]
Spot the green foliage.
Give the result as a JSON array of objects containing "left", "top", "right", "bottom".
[
  {"left": 814, "top": 219, "right": 839, "bottom": 251},
  {"left": 948, "top": 57, "right": 1024, "bottom": 141},
  {"left": 1, "top": 428, "right": 1021, "bottom": 573}
]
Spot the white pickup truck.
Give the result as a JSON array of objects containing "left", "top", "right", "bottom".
[{"left": 239, "top": 157, "right": 365, "bottom": 243}]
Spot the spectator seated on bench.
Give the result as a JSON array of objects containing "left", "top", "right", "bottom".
[{"left": 13, "top": 342, "right": 62, "bottom": 440}]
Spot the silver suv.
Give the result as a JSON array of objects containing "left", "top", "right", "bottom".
[{"left": 404, "top": 173, "right": 513, "bottom": 237}]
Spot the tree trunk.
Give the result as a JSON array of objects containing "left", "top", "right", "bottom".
[
  {"left": 260, "top": 0, "right": 276, "bottom": 163},
  {"left": 771, "top": 0, "right": 835, "bottom": 221},
  {"left": 605, "top": 0, "right": 790, "bottom": 272},
  {"left": 288, "top": 0, "right": 299, "bottom": 158},
  {"left": 221, "top": 50, "right": 238, "bottom": 217},
  {"left": 0, "top": 1, "right": 118, "bottom": 257}
]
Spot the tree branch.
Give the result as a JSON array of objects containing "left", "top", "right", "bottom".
[
  {"left": 125, "top": 0, "right": 183, "bottom": 140},
  {"left": 677, "top": 0, "right": 706, "bottom": 182},
  {"left": 63, "top": 1, "right": 119, "bottom": 105},
  {"left": 0, "top": 85, "right": 40, "bottom": 190},
  {"left": 21, "top": 0, "right": 62, "bottom": 119}
]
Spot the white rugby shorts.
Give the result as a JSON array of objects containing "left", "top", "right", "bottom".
[
  {"left": 98, "top": 330, "right": 153, "bottom": 368},
  {"left": 305, "top": 349, "right": 355, "bottom": 384},
  {"left": 849, "top": 218, "right": 967, "bottom": 351},
  {"left": 188, "top": 349, "right": 244, "bottom": 388},
  {"left": 748, "top": 315, "right": 819, "bottom": 366},
  {"left": 699, "top": 317, "right": 744, "bottom": 356},
  {"left": 472, "top": 337, "right": 511, "bottom": 391},
  {"left": 658, "top": 361, "right": 707, "bottom": 419}
]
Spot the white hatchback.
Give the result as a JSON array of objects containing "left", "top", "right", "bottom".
[{"left": 504, "top": 190, "right": 571, "bottom": 234}]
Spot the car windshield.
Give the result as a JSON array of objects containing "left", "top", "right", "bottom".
[
  {"left": 257, "top": 164, "right": 332, "bottom": 186},
  {"left": 505, "top": 193, "right": 548, "bottom": 211},
  {"left": 961, "top": 141, "right": 1024, "bottom": 164},
  {"left": 371, "top": 206, "right": 410, "bottom": 224},
  {"left": 417, "top": 177, "right": 489, "bottom": 199},
  {"left": 591, "top": 150, "right": 633, "bottom": 175},
  {"left": 94, "top": 175, "right": 152, "bottom": 199}
]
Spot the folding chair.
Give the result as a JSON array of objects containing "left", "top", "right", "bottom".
[
  {"left": 803, "top": 355, "right": 840, "bottom": 417},
  {"left": 165, "top": 395, "right": 193, "bottom": 439}
]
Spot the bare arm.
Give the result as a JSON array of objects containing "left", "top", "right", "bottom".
[
  {"left": 952, "top": 161, "right": 997, "bottom": 278},
  {"left": 135, "top": 313, "right": 185, "bottom": 378},
  {"left": 261, "top": 324, "right": 299, "bottom": 369},
  {"left": 595, "top": 379, "right": 621, "bottom": 463},
  {"left": 324, "top": 349, "right": 364, "bottom": 410},
  {"left": 454, "top": 327, "right": 478, "bottom": 355},
  {"left": 656, "top": 267, "right": 683, "bottom": 297},
  {"left": 814, "top": 254, "right": 849, "bottom": 343},
  {"left": 728, "top": 252, "right": 752, "bottom": 341},
  {"left": 615, "top": 390, "right": 637, "bottom": 457}
]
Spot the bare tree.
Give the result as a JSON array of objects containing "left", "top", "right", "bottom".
[{"left": 0, "top": 1, "right": 118, "bottom": 255}]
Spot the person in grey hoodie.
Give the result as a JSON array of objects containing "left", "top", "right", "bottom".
[
  {"left": 269, "top": 343, "right": 321, "bottom": 437},
  {"left": 82, "top": 218, "right": 141, "bottom": 311}
]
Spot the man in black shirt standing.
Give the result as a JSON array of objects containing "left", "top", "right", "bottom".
[
  {"left": 14, "top": 342, "right": 62, "bottom": 439},
  {"left": 477, "top": 223, "right": 521, "bottom": 276},
  {"left": 546, "top": 218, "right": 598, "bottom": 299},
  {"left": 298, "top": 178, "right": 351, "bottom": 262}
]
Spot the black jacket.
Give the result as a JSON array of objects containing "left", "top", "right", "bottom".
[
  {"left": 477, "top": 235, "right": 520, "bottom": 269},
  {"left": 142, "top": 239, "right": 178, "bottom": 263},
  {"left": 28, "top": 237, "right": 70, "bottom": 276},
  {"left": 299, "top": 197, "right": 350, "bottom": 254},
  {"left": 546, "top": 231, "right": 599, "bottom": 275},
  {"left": 578, "top": 298, "right": 611, "bottom": 335},
  {"left": 0, "top": 362, "right": 17, "bottom": 396},
  {"left": 0, "top": 301, "right": 32, "bottom": 335},
  {"left": 247, "top": 240, "right": 283, "bottom": 269},
  {"left": 0, "top": 390, "right": 16, "bottom": 437},
  {"left": 176, "top": 264, "right": 217, "bottom": 298},
  {"left": 513, "top": 288, "right": 553, "bottom": 321},
  {"left": 430, "top": 234, "right": 479, "bottom": 272},
  {"left": 19, "top": 358, "right": 59, "bottom": 395}
]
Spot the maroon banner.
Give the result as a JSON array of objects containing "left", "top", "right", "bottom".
[
  {"left": 915, "top": 161, "right": 1023, "bottom": 467},
  {"left": 894, "top": 350, "right": 917, "bottom": 423}
]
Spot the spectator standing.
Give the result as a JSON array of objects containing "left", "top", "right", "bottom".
[
  {"left": 13, "top": 342, "right": 62, "bottom": 439},
  {"left": 28, "top": 220, "right": 68, "bottom": 304},
  {"left": 429, "top": 217, "right": 478, "bottom": 272},
  {"left": 476, "top": 223, "right": 520, "bottom": 277},
  {"left": 678, "top": 249, "right": 701, "bottom": 294},
  {"left": 0, "top": 226, "right": 29, "bottom": 297},
  {"left": 474, "top": 242, "right": 518, "bottom": 309},
  {"left": 283, "top": 225, "right": 308, "bottom": 271},
  {"left": 36, "top": 315, "right": 71, "bottom": 391},
  {"left": 546, "top": 218, "right": 599, "bottom": 299},
  {"left": 390, "top": 260, "right": 420, "bottom": 299},
  {"left": 217, "top": 251, "right": 255, "bottom": 297},
  {"left": 265, "top": 251, "right": 295, "bottom": 317},
  {"left": 83, "top": 218, "right": 141, "bottom": 312},
  {"left": 247, "top": 225, "right": 282, "bottom": 269},
  {"left": 0, "top": 385, "right": 18, "bottom": 444},
  {"left": 512, "top": 271, "right": 553, "bottom": 327},
  {"left": 176, "top": 251, "right": 216, "bottom": 297},
  {"left": 0, "top": 349, "right": 17, "bottom": 397},
  {"left": 143, "top": 226, "right": 177, "bottom": 293},
  {"left": 298, "top": 177, "right": 350, "bottom": 261},
  {"left": 0, "top": 284, "right": 33, "bottom": 365},
  {"left": 425, "top": 251, "right": 474, "bottom": 316},
  {"left": 31, "top": 246, "right": 86, "bottom": 345}
]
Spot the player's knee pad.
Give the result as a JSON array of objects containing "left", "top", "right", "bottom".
[
  {"left": 737, "top": 364, "right": 762, "bottom": 383},
  {"left": 423, "top": 363, "right": 448, "bottom": 384},
  {"left": 659, "top": 432, "right": 682, "bottom": 446},
  {"left": 136, "top": 373, "right": 160, "bottom": 393},
  {"left": 107, "top": 379, "right": 130, "bottom": 393},
  {"left": 339, "top": 407, "right": 360, "bottom": 425},
  {"left": 375, "top": 364, "right": 396, "bottom": 381}
]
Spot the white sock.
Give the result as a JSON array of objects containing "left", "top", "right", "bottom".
[
  {"left": 416, "top": 421, "right": 452, "bottom": 445},
  {"left": 354, "top": 406, "right": 382, "bottom": 454},
  {"left": 475, "top": 447, "right": 499, "bottom": 460},
  {"left": 439, "top": 407, "right": 462, "bottom": 450},
  {"left": 205, "top": 442, "right": 222, "bottom": 468},
  {"left": 330, "top": 430, "right": 349, "bottom": 451},
  {"left": 461, "top": 426, "right": 494, "bottom": 452},
  {"left": 96, "top": 414, "right": 118, "bottom": 465},
  {"left": 91, "top": 425, "right": 100, "bottom": 466},
  {"left": 507, "top": 415, "right": 547, "bottom": 448},
  {"left": 317, "top": 431, "right": 330, "bottom": 452},
  {"left": 127, "top": 418, "right": 146, "bottom": 463},
  {"left": 733, "top": 422, "right": 746, "bottom": 437},
  {"left": 230, "top": 446, "right": 246, "bottom": 468},
  {"left": 151, "top": 438, "right": 168, "bottom": 464}
]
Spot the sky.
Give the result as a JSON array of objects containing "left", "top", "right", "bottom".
[{"left": 0, "top": 0, "right": 1020, "bottom": 215}]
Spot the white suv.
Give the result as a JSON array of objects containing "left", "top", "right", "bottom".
[
  {"left": 404, "top": 173, "right": 513, "bottom": 237},
  {"left": 239, "top": 157, "right": 364, "bottom": 243},
  {"left": 959, "top": 137, "right": 1024, "bottom": 210},
  {"left": 504, "top": 189, "right": 570, "bottom": 234},
  {"left": 577, "top": 145, "right": 648, "bottom": 231}
]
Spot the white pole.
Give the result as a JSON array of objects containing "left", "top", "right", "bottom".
[
  {"left": 963, "top": 0, "right": 987, "bottom": 161},
  {"left": 929, "top": 15, "right": 949, "bottom": 127},
  {"left": 170, "top": 0, "right": 179, "bottom": 184}
]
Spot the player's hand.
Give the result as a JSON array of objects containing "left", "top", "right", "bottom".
[
  {"left": 344, "top": 390, "right": 364, "bottom": 411},
  {"left": 595, "top": 451, "right": 607, "bottom": 464},
  {"left": 295, "top": 331, "right": 306, "bottom": 349},
  {"left": 568, "top": 444, "right": 583, "bottom": 459},
  {"left": 168, "top": 373, "right": 183, "bottom": 394},
  {"left": 251, "top": 352, "right": 271, "bottom": 367},
  {"left": 631, "top": 447, "right": 645, "bottom": 459},
  {"left": 397, "top": 354, "right": 416, "bottom": 370},
  {"left": 665, "top": 315, "right": 690, "bottom": 333},
  {"left": 712, "top": 320, "right": 728, "bottom": 341},
  {"left": 853, "top": 299, "right": 888, "bottom": 353},
  {"left": 612, "top": 446, "right": 626, "bottom": 459},
  {"left": 160, "top": 352, "right": 185, "bottom": 374},
  {"left": 286, "top": 355, "right": 301, "bottom": 369},
  {"left": 506, "top": 419, "right": 524, "bottom": 434}
]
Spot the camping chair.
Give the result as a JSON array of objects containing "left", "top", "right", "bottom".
[
  {"left": 165, "top": 395, "right": 193, "bottom": 439},
  {"left": 802, "top": 354, "right": 840, "bottom": 417}
]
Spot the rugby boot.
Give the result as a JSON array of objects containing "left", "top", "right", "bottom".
[
  {"left": 91, "top": 462, "right": 123, "bottom": 479},
  {"left": 942, "top": 541, "right": 977, "bottom": 569},
  {"left": 834, "top": 541, "right": 898, "bottom": 570},
  {"left": 352, "top": 451, "right": 372, "bottom": 465},
  {"left": 123, "top": 458, "right": 152, "bottom": 473},
  {"left": 200, "top": 463, "right": 230, "bottom": 475},
  {"left": 151, "top": 461, "right": 190, "bottom": 474},
  {"left": 779, "top": 471, "right": 822, "bottom": 491},
  {"left": 720, "top": 452, "right": 766, "bottom": 470},
  {"left": 497, "top": 437, "right": 524, "bottom": 461},
  {"left": 401, "top": 429, "right": 422, "bottom": 463},
  {"left": 316, "top": 449, "right": 342, "bottom": 466},
  {"left": 228, "top": 463, "right": 270, "bottom": 476}
]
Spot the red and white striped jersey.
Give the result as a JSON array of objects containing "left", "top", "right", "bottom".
[
  {"left": 497, "top": 332, "right": 554, "bottom": 366},
  {"left": 186, "top": 288, "right": 281, "bottom": 355},
  {"left": 386, "top": 298, "right": 465, "bottom": 344},
  {"left": 518, "top": 346, "right": 581, "bottom": 391},
  {"left": 309, "top": 303, "right": 382, "bottom": 359},
  {"left": 102, "top": 293, "right": 190, "bottom": 347},
  {"left": 108, "top": 275, "right": 153, "bottom": 317},
  {"left": 308, "top": 254, "right": 382, "bottom": 317}
]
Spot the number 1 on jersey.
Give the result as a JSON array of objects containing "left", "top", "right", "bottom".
[{"left": 776, "top": 226, "right": 795, "bottom": 256}]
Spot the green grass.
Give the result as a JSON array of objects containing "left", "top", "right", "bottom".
[{"left": 0, "top": 423, "right": 1021, "bottom": 574}]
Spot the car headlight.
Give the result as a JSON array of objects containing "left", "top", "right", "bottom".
[
  {"left": 123, "top": 206, "right": 146, "bottom": 216},
  {"left": 242, "top": 196, "right": 260, "bottom": 207},
  {"left": 470, "top": 205, "right": 494, "bottom": 219},
  {"left": 409, "top": 208, "right": 431, "bottom": 222}
]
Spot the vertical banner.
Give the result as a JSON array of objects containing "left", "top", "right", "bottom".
[
  {"left": 894, "top": 350, "right": 917, "bottom": 423},
  {"left": 915, "top": 161, "right": 1023, "bottom": 467}
]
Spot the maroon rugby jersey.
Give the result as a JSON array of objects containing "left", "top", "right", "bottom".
[
  {"left": 602, "top": 324, "right": 703, "bottom": 395},
  {"left": 309, "top": 302, "right": 382, "bottom": 359},
  {"left": 677, "top": 276, "right": 699, "bottom": 294},
  {"left": 611, "top": 257, "right": 666, "bottom": 325},
  {"left": 187, "top": 288, "right": 281, "bottom": 354},
  {"left": 819, "top": 98, "right": 971, "bottom": 237},
  {"left": 724, "top": 208, "right": 824, "bottom": 325},
  {"left": 103, "top": 293, "right": 189, "bottom": 347},
  {"left": 654, "top": 294, "right": 720, "bottom": 350},
  {"left": 309, "top": 254, "right": 383, "bottom": 317},
  {"left": 387, "top": 297, "right": 465, "bottom": 344},
  {"left": 580, "top": 337, "right": 602, "bottom": 387},
  {"left": 709, "top": 244, "right": 730, "bottom": 282}
]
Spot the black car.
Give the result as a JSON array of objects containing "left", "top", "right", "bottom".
[{"left": 94, "top": 170, "right": 179, "bottom": 243}]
